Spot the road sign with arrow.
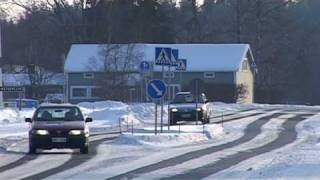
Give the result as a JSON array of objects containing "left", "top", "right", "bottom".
[{"left": 147, "top": 79, "right": 166, "bottom": 99}]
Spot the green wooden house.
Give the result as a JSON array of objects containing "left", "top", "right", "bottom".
[{"left": 64, "top": 44, "right": 256, "bottom": 104}]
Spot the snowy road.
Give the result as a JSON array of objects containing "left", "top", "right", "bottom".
[{"left": 0, "top": 103, "right": 319, "bottom": 180}]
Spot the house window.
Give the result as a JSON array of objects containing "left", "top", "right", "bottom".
[
  {"left": 83, "top": 73, "right": 94, "bottom": 79},
  {"left": 71, "top": 87, "right": 87, "bottom": 98},
  {"left": 71, "top": 86, "right": 102, "bottom": 99},
  {"left": 163, "top": 72, "right": 175, "bottom": 79},
  {"left": 204, "top": 72, "right": 215, "bottom": 79},
  {"left": 242, "top": 60, "right": 249, "bottom": 71}
]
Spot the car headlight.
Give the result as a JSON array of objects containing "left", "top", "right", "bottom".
[
  {"left": 35, "top": 130, "right": 49, "bottom": 135},
  {"left": 171, "top": 108, "right": 178, "bottom": 112},
  {"left": 196, "top": 107, "right": 202, "bottom": 112},
  {"left": 69, "top": 130, "right": 82, "bottom": 135}
]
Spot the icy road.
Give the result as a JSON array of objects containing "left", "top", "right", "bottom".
[{"left": 0, "top": 102, "right": 320, "bottom": 179}]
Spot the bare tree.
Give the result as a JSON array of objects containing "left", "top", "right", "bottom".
[{"left": 88, "top": 44, "right": 143, "bottom": 100}]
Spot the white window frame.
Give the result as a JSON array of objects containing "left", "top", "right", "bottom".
[
  {"left": 204, "top": 72, "right": 215, "bottom": 79},
  {"left": 83, "top": 73, "right": 94, "bottom": 79},
  {"left": 71, "top": 86, "right": 89, "bottom": 99},
  {"left": 70, "top": 86, "right": 101, "bottom": 99}
]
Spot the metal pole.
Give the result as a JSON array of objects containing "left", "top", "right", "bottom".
[
  {"left": 119, "top": 118, "right": 122, "bottom": 134},
  {"left": 127, "top": 116, "right": 129, "bottom": 131},
  {"left": 196, "top": 80, "right": 198, "bottom": 125},
  {"left": 141, "top": 77, "right": 144, "bottom": 102},
  {"left": 168, "top": 65, "right": 171, "bottom": 131},
  {"left": 19, "top": 92, "right": 22, "bottom": 111},
  {"left": 131, "top": 117, "right": 134, "bottom": 135},
  {"left": 160, "top": 65, "right": 164, "bottom": 133},
  {"left": 180, "top": 71, "right": 182, "bottom": 90},
  {"left": 155, "top": 103, "right": 158, "bottom": 135},
  {"left": 160, "top": 98, "right": 164, "bottom": 133}
]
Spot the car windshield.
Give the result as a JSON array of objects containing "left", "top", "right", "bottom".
[
  {"left": 34, "top": 107, "right": 84, "bottom": 121},
  {"left": 173, "top": 94, "right": 195, "bottom": 103}
]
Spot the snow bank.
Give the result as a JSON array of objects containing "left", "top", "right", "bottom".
[
  {"left": 78, "top": 101, "right": 166, "bottom": 127},
  {"left": 0, "top": 108, "right": 35, "bottom": 124},
  {"left": 113, "top": 124, "right": 224, "bottom": 147}
]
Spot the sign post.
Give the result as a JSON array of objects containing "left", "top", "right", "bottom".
[
  {"left": 168, "top": 49, "right": 179, "bottom": 130},
  {"left": 147, "top": 79, "right": 166, "bottom": 135},
  {"left": 176, "top": 59, "right": 187, "bottom": 88},
  {"left": 155, "top": 48, "right": 172, "bottom": 132},
  {"left": 140, "top": 61, "right": 152, "bottom": 102}
]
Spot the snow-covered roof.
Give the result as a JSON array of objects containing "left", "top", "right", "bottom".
[
  {"left": 64, "top": 44, "right": 254, "bottom": 72},
  {"left": 2, "top": 73, "right": 65, "bottom": 86}
]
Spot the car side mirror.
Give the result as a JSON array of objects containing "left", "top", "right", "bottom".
[
  {"left": 25, "top": 118, "right": 32, "bottom": 123},
  {"left": 85, "top": 117, "right": 93, "bottom": 123}
]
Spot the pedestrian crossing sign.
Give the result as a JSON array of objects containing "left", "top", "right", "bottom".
[
  {"left": 155, "top": 48, "right": 172, "bottom": 66},
  {"left": 176, "top": 59, "right": 187, "bottom": 71}
]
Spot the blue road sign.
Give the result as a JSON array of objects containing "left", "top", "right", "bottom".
[
  {"left": 147, "top": 79, "right": 166, "bottom": 99},
  {"left": 176, "top": 59, "right": 187, "bottom": 71},
  {"left": 140, "top": 61, "right": 151, "bottom": 73},
  {"left": 171, "top": 49, "right": 179, "bottom": 66},
  {"left": 155, "top": 47, "right": 172, "bottom": 66}
]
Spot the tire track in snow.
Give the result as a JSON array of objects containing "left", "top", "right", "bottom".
[
  {"left": 0, "top": 154, "right": 38, "bottom": 173},
  {"left": 21, "top": 134, "right": 118, "bottom": 180},
  {"left": 0, "top": 133, "right": 118, "bottom": 177},
  {"left": 163, "top": 113, "right": 315, "bottom": 180},
  {"left": 107, "top": 111, "right": 283, "bottom": 180}
]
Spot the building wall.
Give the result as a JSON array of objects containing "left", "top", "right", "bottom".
[
  {"left": 67, "top": 72, "right": 101, "bottom": 104},
  {"left": 235, "top": 65, "right": 254, "bottom": 103},
  {"left": 67, "top": 71, "right": 236, "bottom": 104},
  {"left": 153, "top": 71, "right": 235, "bottom": 85}
]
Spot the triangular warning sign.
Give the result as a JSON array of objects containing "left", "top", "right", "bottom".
[
  {"left": 156, "top": 49, "right": 171, "bottom": 65},
  {"left": 176, "top": 59, "right": 187, "bottom": 71},
  {"left": 179, "top": 61, "right": 185, "bottom": 69}
]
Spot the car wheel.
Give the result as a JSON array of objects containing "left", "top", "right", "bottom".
[
  {"left": 80, "top": 145, "right": 89, "bottom": 154},
  {"left": 29, "top": 143, "right": 36, "bottom": 154}
]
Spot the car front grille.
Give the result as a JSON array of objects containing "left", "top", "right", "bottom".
[{"left": 49, "top": 130, "right": 69, "bottom": 136}]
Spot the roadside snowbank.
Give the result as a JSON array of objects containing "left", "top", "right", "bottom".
[
  {"left": 0, "top": 108, "right": 35, "bottom": 124},
  {"left": 114, "top": 124, "right": 224, "bottom": 147}
]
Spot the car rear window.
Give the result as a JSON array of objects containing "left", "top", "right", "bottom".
[{"left": 34, "top": 107, "right": 84, "bottom": 121}]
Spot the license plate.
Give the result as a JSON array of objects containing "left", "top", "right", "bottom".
[
  {"left": 52, "top": 137, "right": 67, "bottom": 143},
  {"left": 181, "top": 114, "right": 191, "bottom": 118}
]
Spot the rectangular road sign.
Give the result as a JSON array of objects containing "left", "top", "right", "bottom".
[
  {"left": 0, "top": 87, "right": 24, "bottom": 92},
  {"left": 155, "top": 47, "right": 172, "bottom": 66},
  {"left": 176, "top": 59, "right": 187, "bottom": 71}
]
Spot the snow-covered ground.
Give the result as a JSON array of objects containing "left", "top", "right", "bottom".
[
  {"left": 0, "top": 101, "right": 320, "bottom": 179},
  {"left": 208, "top": 113, "right": 320, "bottom": 180}
]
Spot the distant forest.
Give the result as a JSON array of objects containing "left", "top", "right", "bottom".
[{"left": 0, "top": 0, "right": 320, "bottom": 104}]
